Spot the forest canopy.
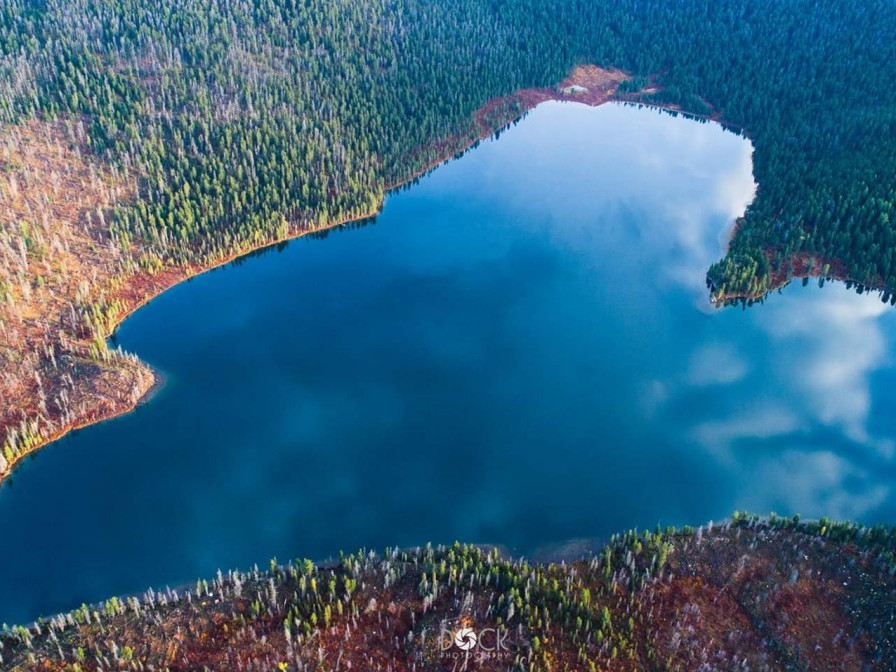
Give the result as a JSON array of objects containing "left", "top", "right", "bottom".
[{"left": 2, "top": 0, "right": 895, "bottom": 300}]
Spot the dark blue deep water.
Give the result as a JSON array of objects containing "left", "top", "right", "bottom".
[{"left": 3, "top": 102, "right": 896, "bottom": 624}]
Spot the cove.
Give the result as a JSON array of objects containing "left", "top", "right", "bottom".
[{"left": 3, "top": 102, "right": 896, "bottom": 625}]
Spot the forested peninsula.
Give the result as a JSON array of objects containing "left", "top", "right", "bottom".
[
  {"left": 3, "top": 515, "right": 896, "bottom": 671},
  {"left": 2, "top": 0, "right": 896, "bottom": 477}
]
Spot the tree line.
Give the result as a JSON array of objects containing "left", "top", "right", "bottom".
[{"left": 1, "top": 0, "right": 895, "bottom": 299}]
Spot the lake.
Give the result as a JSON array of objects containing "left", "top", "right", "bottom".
[{"left": 2, "top": 101, "right": 896, "bottom": 625}]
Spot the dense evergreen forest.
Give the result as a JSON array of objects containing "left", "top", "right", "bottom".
[{"left": 2, "top": 0, "right": 896, "bottom": 299}]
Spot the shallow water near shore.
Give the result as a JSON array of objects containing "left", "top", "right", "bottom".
[{"left": 3, "top": 102, "right": 896, "bottom": 624}]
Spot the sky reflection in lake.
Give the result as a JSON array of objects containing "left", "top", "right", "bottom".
[
  {"left": 428, "top": 101, "right": 896, "bottom": 524},
  {"left": 2, "top": 102, "right": 896, "bottom": 624}
]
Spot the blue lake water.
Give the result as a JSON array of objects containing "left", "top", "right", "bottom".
[{"left": 3, "top": 102, "right": 896, "bottom": 624}]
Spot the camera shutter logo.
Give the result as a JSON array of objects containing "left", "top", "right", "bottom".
[{"left": 453, "top": 627, "right": 478, "bottom": 651}]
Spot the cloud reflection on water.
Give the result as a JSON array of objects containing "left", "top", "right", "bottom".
[
  {"left": 4, "top": 101, "right": 896, "bottom": 626},
  {"left": 466, "top": 101, "right": 896, "bottom": 522}
]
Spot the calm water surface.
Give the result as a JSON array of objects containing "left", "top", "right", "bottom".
[{"left": 3, "top": 102, "right": 896, "bottom": 623}]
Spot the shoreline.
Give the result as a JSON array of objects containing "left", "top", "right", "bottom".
[
  {"left": 0, "top": 212, "right": 378, "bottom": 486},
  {"left": 0, "top": 366, "right": 155, "bottom": 485},
  {"left": 0, "top": 66, "right": 643, "bottom": 486},
  {"left": 6, "top": 513, "right": 890, "bottom": 672},
  {"left": 709, "top": 250, "right": 889, "bottom": 306},
  {"left": 136, "top": 362, "right": 168, "bottom": 406}
]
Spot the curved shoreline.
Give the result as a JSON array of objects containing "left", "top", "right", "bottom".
[
  {"left": 0, "top": 213, "right": 378, "bottom": 485},
  {"left": 709, "top": 249, "right": 889, "bottom": 306},
  {"left": 136, "top": 362, "right": 168, "bottom": 406},
  {"left": 6, "top": 514, "right": 893, "bottom": 671},
  {"left": 0, "top": 66, "right": 644, "bottom": 486}
]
